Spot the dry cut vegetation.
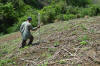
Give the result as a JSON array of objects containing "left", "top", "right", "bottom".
[{"left": 0, "top": 16, "right": 100, "bottom": 66}]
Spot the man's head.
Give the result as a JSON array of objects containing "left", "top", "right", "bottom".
[{"left": 27, "top": 17, "right": 32, "bottom": 22}]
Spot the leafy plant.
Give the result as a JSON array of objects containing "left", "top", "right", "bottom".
[
  {"left": 63, "top": 14, "right": 77, "bottom": 21},
  {"left": 80, "top": 24, "right": 87, "bottom": 30},
  {"left": 66, "top": 0, "right": 92, "bottom": 7},
  {"left": 0, "top": 59, "right": 15, "bottom": 66},
  {"left": 59, "top": 60, "right": 66, "bottom": 64},
  {"left": 54, "top": 41, "right": 60, "bottom": 47},
  {"left": 90, "top": 29, "right": 95, "bottom": 33},
  {"left": 80, "top": 41, "right": 88, "bottom": 45},
  {"left": 48, "top": 48, "right": 56, "bottom": 52},
  {"left": 78, "top": 35, "right": 89, "bottom": 41},
  {"left": 38, "top": 61, "right": 48, "bottom": 66}
]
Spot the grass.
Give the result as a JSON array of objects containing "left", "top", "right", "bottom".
[
  {"left": 0, "top": 59, "right": 16, "bottom": 66},
  {"left": 78, "top": 35, "right": 89, "bottom": 45},
  {"left": 77, "top": 64, "right": 81, "bottom": 66},
  {"left": 90, "top": 29, "right": 95, "bottom": 33},
  {"left": 80, "top": 24, "right": 87, "bottom": 30},
  {"left": 41, "top": 52, "right": 52, "bottom": 58},
  {"left": 78, "top": 35, "right": 89, "bottom": 41},
  {"left": 59, "top": 59, "right": 66, "bottom": 64},
  {"left": 48, "top": 48, "right": 56, "bottom": 52},
  {"left": 38, "top": 61, "right": 48, "bottom": 66}
]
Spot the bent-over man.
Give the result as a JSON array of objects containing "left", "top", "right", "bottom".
[{"left": 20, "top": 17, "right": 40, "bottom": 48}]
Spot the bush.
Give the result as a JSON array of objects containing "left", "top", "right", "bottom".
[
  {"left": 40, "top": 1, "right": 66, "bottom": 24},
  {"left": 7, "top": 24, "right": 18, "bottom": 33},
  {"left": 89, "top": 4, "right": 100, "bottom": 16},
  {"left": 40, "top": 5, "right": 56, "bottom": 24},
  {"left": 66, "top": 0, "right": 92, "bottom": 7},
  {"left": 78, "top": 5, "right": 100, "bottom": 17},
  {"left": 0, "top": 59, "right": 13, "bottom": 66},
  {"left": 80, "top": 41, "right": 88, "bottom": 45},
  {"left": 63, "top": 14, "right": 77, "bottom": 20},
  {"left": 66, "top": 6, "right": 80, "bottom": 15},
  {"left": 56, "top": 14, "right": 64, "bottom": 20},
  {"left": 79, "top": 8, "right": 91, "bottom": 17},
  {"left": 0, "top": 2, "right": 17, "bottom": 33}
]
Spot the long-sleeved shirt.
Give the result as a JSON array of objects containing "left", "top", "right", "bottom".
[{"left": 20, "top": 21, "right": 37, "bottom": 40}]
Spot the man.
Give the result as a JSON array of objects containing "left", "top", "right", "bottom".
[{"left": 20, "top": 17, "right": 40, "bottom": 48}]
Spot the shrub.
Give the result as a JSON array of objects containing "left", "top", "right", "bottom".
[
  {"left": 41, "top": 6, "right": 57, "bottom": 24},
  {"left": 40, "top": 1, "right": 67, "bottom": 24},
  {"left": 54, "top": 41, "right": 60, "bottom": 47},
  {"left": 79, "top": 8, "right": 91, "bottom": 17},
  {"left": 63, "top": 14, "right": 77, "bottom": 20},
  {"left": 89, "top": 4, "right": 100, "bottom": 16},
  {"left": 66, "top": 6, "right": 80, "bottom": 15},
  {"left": 56, "top": 14, "right": 64, "bottom": 20},
  {"left": 0, "top": 59, "right": 13, "bottom": 66},
  {"left": 79, "top": 5, "right": 100, "bottom": 17},
  {"left": 66, "top": 0, "right": 92, "bottom": 7},
  {"left": 80, "top": 41, "right": 88, "bottom": 45},
  {"left": 0, "top": 2, "right": 17, "bottom": 34},
  {"left": 78, "top": 35, "right": 89, "bottom": 41},
  {"left": 59, "top": 60, "right": 66, "bottom": 64}
]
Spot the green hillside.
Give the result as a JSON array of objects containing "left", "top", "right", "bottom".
[
  {"left": 0, "top": 0, "right": 100, "bottom": 35},
  {"left": 0, "top": 16, "right": 100, "bottom": 66}
]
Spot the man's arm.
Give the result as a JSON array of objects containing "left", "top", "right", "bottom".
[{"left": 29, "top": 24, "right": 40, "bottom": 31}]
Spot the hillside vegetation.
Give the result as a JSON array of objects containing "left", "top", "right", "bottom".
[
  {"left": 0, "top": 16, "right": 100, "bottom": 66},
  {"left": 0, "top": 0, "right": 100, "bottom": 35}
]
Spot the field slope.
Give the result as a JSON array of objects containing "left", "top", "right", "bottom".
[{"left": 0, "top": 16, "right": 100, "bottom": 66}]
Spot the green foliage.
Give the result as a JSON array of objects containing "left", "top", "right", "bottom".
[
  {"left": 56, "top": 14, "right": 64, "bottom": 20},
  {"left": 0, "top": 0, "right": 100, "bottom": 35},
  {"left": 0, "top": 33, "right": 4, "bottom": 37},
  {"left": 0, "top": 2, "right": 17, "bottom": 33},
  {"left": 78, "top": 35, "right": 89, "bottom": 45},
  {"left": 66, "top": 0, "right": 92, "bottom": 7},
  {"left": 59, "top": 60, "right": 66, "bottom": 64},
  {"left": 79, "top": 4, "right": 100, "bottom": 17},
  {"left": 66, "top": 6, "right": 80, "bottom": 15},
  {"left": 0, "top": 59, "right": 15, "bottom": 66},
  {"left": 54, "top": 41, "right": 60, "bottom": 47},
  {"left": 80, "top": 41, "right": 88, "bottom": 45},
  {"left": 48, "top": 48, "right": 56, "bottom": 52},
  {"left": 40, "top": 1, "right": 66, "bottom": 24},
  {"left": 0, "top": 2, "right": 16, "bottom": 17},
  {"left": 38, "top": 61, "right": 48, "bottom": 66},
  {"left": 89, "top": 4, "right": 100, "bottom": 16},
  {"left": 79, "top": 8, "right": 91, "bottom": 17},
  {"left": 78, "top": 35, "right": 89, "bottom": 41},
  {"left": 90, "top": 29, "right": 95, "bottom": 33},
  {"left": 63, "top": 14, "right": 77, "bottom": 21},
  {"left": 80, "top": 24, "right": 87, "bottom": 30},
  {"left": 40, "top": 5, "right": 56, "bottom": 24}
]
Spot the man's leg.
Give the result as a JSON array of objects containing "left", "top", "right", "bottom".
[
  {"left": 28, "top": 35, "right": 34, "bottom": 45},
  {"left": 21, "top": 40, "right": 26, "bottom": 48}
]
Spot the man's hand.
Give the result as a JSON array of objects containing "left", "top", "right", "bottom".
[{"left": 37, "top": 25, "right": 40, "bottom": 28}]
